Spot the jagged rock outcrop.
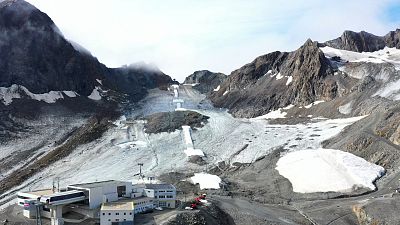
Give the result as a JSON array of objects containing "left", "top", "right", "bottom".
[
  {"left": 323, "top": 31, "right": 386, "bottom": 53},
  {"left": 323, "top": 29, "right": 400, "bottom": 53},
  {"left": 144, "top": 111, "right": 209, "bottom": 134},
  {"left": 0, "top": 0, "right": 173, "bottom": 101},
  {"left": 384, "top": 29, "right": 400, "bottom": 49},
  {"left": 209, "top": 39, "right": 340, "bottom": 117},
  {"left": 184, "top": 70, "right": 227, "bottom": 94}
]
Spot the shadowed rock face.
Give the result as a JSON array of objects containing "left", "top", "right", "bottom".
[
  {"left": 209, "top": 39, "right": 338, "bottom": 118},
  {"left": 184, "top": 70, "right": 227, "bottom": 94},
  {"left": 322, "top": 29, "right": 400, "bottom": 53},
  {"left": 384, "top": 29, "right": 400, "bottom": 49},
  {"left": 323, "top": 31, "right": 386, "bottom": 53},
  {"left": 144, "top": 110, "right": 209, "bottom": 134},
  {"left": 0, "top": 0, "right": 105, "bottom": 95},
  {"left": 0, "top": 0, "right": 173, "bottom": 100}
]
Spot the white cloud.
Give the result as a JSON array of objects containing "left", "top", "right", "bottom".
[{"left": 26, "top": 0, "right": 399, "bottom": 81}]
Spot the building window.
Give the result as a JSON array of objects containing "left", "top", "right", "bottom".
[
  {"left": 108, "top": 213, "right": 111, "bottom": 215},
  {"left": 102, "top": 213, "right": 105, "bottom": 215},
  {"left": 129, "top": 212, "right": 132, "bottom": 215},
  {"left": 167, "top": 195, "right": 173, "bottom": 198},
  {"left": 116, "top": 213, "right": 119, "bottom": 215},
  {"left": 124, "top": 212, "right": 126, "bottom": 215}
]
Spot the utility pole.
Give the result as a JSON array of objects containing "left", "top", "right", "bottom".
[
  {"left": 35, "top": 202, "right": 43, "bottom": 225},
  {"left": 138, "top": 163, "right": 144, "bottom": 179}
]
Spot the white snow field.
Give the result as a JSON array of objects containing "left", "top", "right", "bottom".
[
  {"left": 190, "top": 173, "right": 221, "bottom": 190},
  {"left": 321, "top": 46, "right": 400, "bottom": 102},
  {"left": 0, "top": 85, "right": 374, "bottom": 207},
  {"left": 321, "top": 46, "right": 400, "bottom": 70},
  {"left": 0, "top": 84, "right": 79, "bottom": 105},
  {"left": 276, "top": 149, "right": 385, "bottom": 193}
]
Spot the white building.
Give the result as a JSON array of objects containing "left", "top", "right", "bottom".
[
  {"left": 100, "top": 201, "right": 134, "bottom": 225},
  {"left": 132, "top": 197, "right": 154, "bottom": 214},
  {"left": 67, "top": 180, "right": 133, "bottom": 209},
  {"left": 16, "top": 180, "right": 176, "bottom": 225},
  {"left": 143, "top": 184, "right": 176, "bottom": 208}
]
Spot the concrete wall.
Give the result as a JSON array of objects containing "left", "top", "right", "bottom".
[
  {"left": 100, "top": 209, "right": 134, "bottom": 225},
  {"left": 89, "top": 187, "right": 103, "bottom": 209}
]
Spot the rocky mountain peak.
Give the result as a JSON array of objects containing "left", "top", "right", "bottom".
[
  {"left": 0, "top": 0, "right": 173, "bottom": 100},
  {"left": 184, "top": 70, "right": 227, "bottom": 94},
  {"left": 324, "top": 30, "right": 386, "bottom": 52},
  {"left": 384, "top": 29, "right": 400, "bottom": 48}
]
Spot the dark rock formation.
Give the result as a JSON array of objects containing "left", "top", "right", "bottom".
[
  {"left": 209, "top": 39, "right": 340, "bottom": 118},
  {"left": 0, "top": 0, "right": 173, "bottom": 101},
  {"left": 384, "top": 29, "right": 400, "bottom": 49},
  {"left": 323, "top": 31, "right": 386, "bottom": 53},
  {"left": 166, "top": 203, "right": 234, "bottom": 225},
  {"left": 144, "top": 111, "right": 209, "bottom": 134},
  {"left": 322, "top": 29, "right": 400, "bottom": 52},
  {"left": 184, "top": 70, "right": 227, "bottom": 94}
]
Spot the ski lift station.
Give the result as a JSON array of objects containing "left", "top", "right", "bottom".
[{"left": 17, "top": 180, "right": 176, "bottom": 225}]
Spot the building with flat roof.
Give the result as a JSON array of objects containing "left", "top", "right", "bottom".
[
  {"left": 142, "top": 184, "right": 176, "bottom": 208},
  {"left": 100, "top": 201, "right": 134, "bottom": 225},
  {"left": 16, "top": 180, "right": 176, "bottom": 225},
  {"left": 132, "top": 197, "right": 154, "bottom": 214},
  {"left": 67, "top": 180, "right": 132, "bottom": 209}
]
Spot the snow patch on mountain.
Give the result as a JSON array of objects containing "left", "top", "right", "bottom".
[
  {"left": 373, "top": 79, "right": 400, "bottom": 101},
  {"left": 190, "top": 173, "right": 221, "bottom": 189},
  {"left": 0, "top": 84, "right": 78, "bottom": 105},
  {"left": 304, "top": 100, "right": 325, "bottom": 109},
  {"left": 253, "top": 108, "right": 287, "bottom": 120},
  {"left": 88, "top": 87, "right": 102, "bottom": 100},
  {"left": 286, "top": 76, "right": 293, "bottom": 85},
  {"left": 321, "top": 46, "right": 400, "bottom": 71},
  {"left": 338, "top": 101, "right": 353, "bottom": 115},
  {"left": 276, "top": 149, "right": 385, "bottom": 193}
]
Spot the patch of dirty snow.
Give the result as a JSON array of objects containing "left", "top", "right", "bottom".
[
  {"left": 190, "top": 173, "right": 221, "bottom": 189},
  {"left": 253, "top": 108, "right": 287, "bottom": 120},
  {"left": 276, "top": 148, "right": 385, "bottom": 193},
  {"left": 338, "top": 101, "right": 353, "bottom": 115},
  {"left": 304, "top": 100, "right": 325, "bottom": 109},
  {"left": 283, "top": 104, "right": 295, "bottom": 110},
  {"left": 213, "top": 85, "right": 221, "bottom": 92},
  {"left": 88, "top": 87, "right": 102, "bottom": 100},
  {"left": 276, "top": 73, "right": 284, "bottom": 80},
  {"left": 184, "top": 148, "right": 205, "bottom": 157},
  {"left": 0, "top": 84, "right": 78, "bottom": 105},
  {"left": 286, "top": 76, "right": 293, "bottom": 85},
  {"left": 63, "top": 91, "right": 78, "bottom": 98},
  {"left": 373, "top": 79, "right": 400, "bottom": 101}
]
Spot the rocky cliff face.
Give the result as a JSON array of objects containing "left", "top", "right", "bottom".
[
  {"left": 184, "top": 70, "right": 227, "bottom": 94},
  {"left": 323, "top": 29, "right": 400, "bottom": 53},
  {"left": 384, "top": 29, "right": 400, "bottom": 49},
  {"left": 209, "top": 39, "right": 341, "bottom": 117},
  {"left": 323, "top": 31, "right": 386, "bottom": 53},
  {"left": 0, "top": 0, "right": 173, "bottom": 101}
]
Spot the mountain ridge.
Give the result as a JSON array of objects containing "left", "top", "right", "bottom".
[{"left": 0, "top": 0, "right": 173, "bottom": 102}]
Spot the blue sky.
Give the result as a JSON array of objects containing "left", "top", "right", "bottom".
[
  {"left": 26, "top": 0, "right": 400, "bottom": 81},
  {"left": 386, "top": 2, "right": 400, "bottom": 22}
]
